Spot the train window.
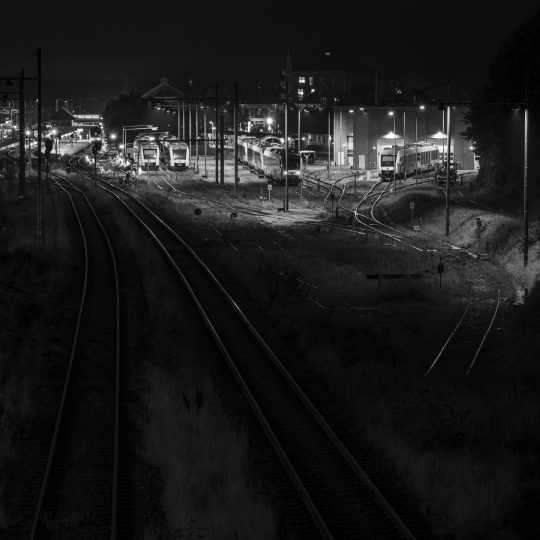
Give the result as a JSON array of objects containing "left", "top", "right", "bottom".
[
  {"left": 381, "top": 155, "right": 395, "bottom": 165},
  {"left": 309, "top": 76, "right": 314, "bottom": 85},
  {"left": 298, "top": 89, "right": 304, "bottom": 98}
]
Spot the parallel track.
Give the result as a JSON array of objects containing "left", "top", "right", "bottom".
[
  {"left": 30, "top": 174, "right": 120, "bottom": 539},
  {"left": 67, "top": 155, "right": 423, "bottom": 539}
]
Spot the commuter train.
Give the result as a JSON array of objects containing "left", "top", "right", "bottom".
[
  {"left": 379, "top": 143, "right": 439, "bottom": 181},
  {"left": 237, "top": 135, "right": 302, "bottom": 185},
  {"left": 134, "top": 135, "right": 160, "bottom": 170},
  {"left": 159, "top": 136, "right": 189, "bottom": 170}
]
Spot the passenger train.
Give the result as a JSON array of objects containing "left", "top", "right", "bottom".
[
  {"left": 134, "top": 135, "right": 160, "bottom": 171},
  {"left": 379, "top": 143, "right": 439, "bottom": 181},
  {"left": 236, "top": 135, "right": 302, "bottom": 185},
  {"left": 159, "top": 136, "right": 189, "bottom": 170}
]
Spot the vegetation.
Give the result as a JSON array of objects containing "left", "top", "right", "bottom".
[
  {"left": 102, "top": 93, "right": 151, "bottom": 139},
  {"left": 462, "top": 7, "right": 540, "bottom": 190}
]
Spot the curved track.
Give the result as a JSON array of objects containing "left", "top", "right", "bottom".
[{"left": 30, "top": 173, "right": 120, "bottom": 539}]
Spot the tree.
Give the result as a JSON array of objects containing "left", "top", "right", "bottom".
[
  {"left": 462, "top": 8, "right": 540, "bottom": 187},
  {"left": 102, "top": 93, "right": 149, "bottom": 137}
]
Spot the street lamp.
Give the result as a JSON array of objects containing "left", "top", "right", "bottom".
[
  {"left": 388, "top": 110, "right": 396, "bottom": 193},
  {"left": 416, "top": 105, "right": 425, "bottom": 183}
]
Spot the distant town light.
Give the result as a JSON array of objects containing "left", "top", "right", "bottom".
[{"left": 266, "top": 117, "right": 273, "bottom": 125}]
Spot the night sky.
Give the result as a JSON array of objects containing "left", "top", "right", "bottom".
[{"left": 1, "top": 1, "right": 539, "bottom": 96}]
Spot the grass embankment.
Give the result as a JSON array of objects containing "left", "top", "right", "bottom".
[
  {"left": 0, "top": 169, "right": 72, "bottom": 530},
  {"left": 145, "top": 175, "right": 540, "bottom": 538},
  {"left": 108, "top": 201, "right": 278, "bottom": 539}
]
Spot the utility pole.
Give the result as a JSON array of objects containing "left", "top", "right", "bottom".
[
  {"left": 177, "top": 99, "right": 181, "bottom": 139},
  {"left": 445, "top": 104, "right": 451, "bottom": 236},
  {"left": 234, "top": 82, "right": 238, "bottom": 197},
  {"left": 37, "top": 48, "right": 43, "bottom": 246},
  {"left": 393, "top": 113, "right": 396, "bottom": 194},
  {"left": 215, "top": 84, "right": 219, "bottom": 184},
  {"left": 220, "top": 107, "right": 224, "bottom": 185},
  {"left": 298, "top": 103, "right": 303, "bottom": 198},
  {"left": 403, "top": 110, "right": 406, "bottom": 172},
  {"left": 523, "top": 72, "right": 529, "bottom": 267},
  {"left": 327, "top": 105, "right": 331, "bottom": 180},
  {"left": 18, "top": 70, "right": 25, "bottom": 198},
  {"left": 415, "top": 110, "right": 418, "bottom": 184},
  {"left": 203, "top": 108, "right": 208, "bottom": 178},
  {"left": 284, "top": 79, "right": 289, "bottom": 211},
  {"left": 195, "top": 105, "right": 199, "bottom": 173},
  {"left": 188, "top": 107, "right": 192, "bottom": 169},
  {"left": 182, "top": 102, "right": 185, "bottom": 140},
  {"left": 445, "top": 79, "right": 452, "bottom": 237}
]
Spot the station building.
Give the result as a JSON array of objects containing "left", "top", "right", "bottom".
[
  {"left": 331, "top": 103, "right": 477, "bottom": 172},
  {"left": 284, "top": 50, "right": 478, "bottom": 173}
]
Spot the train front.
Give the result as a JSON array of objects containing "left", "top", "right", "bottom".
[
  {"left": 379, "top": 149, "right": 396, "bottom": 181},
  {"left": 141, "top": 142, "right": 159, "bottom": 171},
  {"left": 171, "top": 141, "right": 189, "bottom": 169},
  {"left": 284, "top": 151, "right": 302, "bottom": 185}
]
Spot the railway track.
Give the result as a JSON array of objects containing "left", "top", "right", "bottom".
[
  {"left": 29, "top": 174, "right": 121, "bottom": 539},
  {"left": 354, "top": 176, "right": 502, "bottom": 378},
  {"left": 64, "top": 157, "right": 427, "bottom": 539},
  {"left": 83, "top": 150, "right": 503, "bottom": 380}
]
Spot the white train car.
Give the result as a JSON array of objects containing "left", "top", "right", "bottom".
[
  {"left": 135, "top": 135, "right": 160, "bottom": 171},
  {"left": 379, "top": 143, "right": 439, "bottom": 181},
  {"left": 237, "top": 135, "right": 284, "bottom": 175},
  {"left": 161, "top": 138, "right": 189, "bottom": 170},
  {"left": 263, "top": 146, "right": 302, "bottom": 185}
]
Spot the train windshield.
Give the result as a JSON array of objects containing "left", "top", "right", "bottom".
[
  {"left": 173, "top": 149, "right": 187, "bottom": 158},
  {"left": 143, "top": 149, "right": 156, "bottom": 158},
  {"left": 381, "top": 154, "right": 395, "bottom": 166}
]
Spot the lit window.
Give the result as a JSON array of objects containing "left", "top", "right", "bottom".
[
  {"left": 309, "top": 77, "right": 314, "bottom": 85},
  {"left": 298, "top": 76, "right": 305, "bottom": 84},
  {"left": 298, "top": 88, "right": 304, "bottom": 98}
]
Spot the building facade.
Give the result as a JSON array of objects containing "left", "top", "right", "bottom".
[{"left": 332, "top": 105, "right": 477, "bottom": 171}]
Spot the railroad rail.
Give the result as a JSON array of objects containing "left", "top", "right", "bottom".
[
  {"left": 29, "top": 173, "right": 120, "bottom": 539},
  {"left": 65, "top": 152, "right": 424, "bottom": 539}
]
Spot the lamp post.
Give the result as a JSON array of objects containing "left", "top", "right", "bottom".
[
  {"left": 416, "top": 105, "right": 425, "bottom": 182},
  {"left": 389, "top": 110, "right": 396, "bottom": 194},
  {"left": 203, "top": 109, "right": 208, "bottom": 178},
  {"left": 298, "top": 104, "right": 303, "bottom": 198},
  {"left": 523, "top": 101, "right": 529, "bottom": 267},
  {"left": 445, "top": 104, "right": 451, "bottom": 236},
  {"left": 285, "top": 80, "right": 289, "bottom": 211},
  {"left": 327, "top": 106, "right": 331, "bottom": 181},
  {"left": 233, "top": 82, "right": 238, "bottom": 196}
]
